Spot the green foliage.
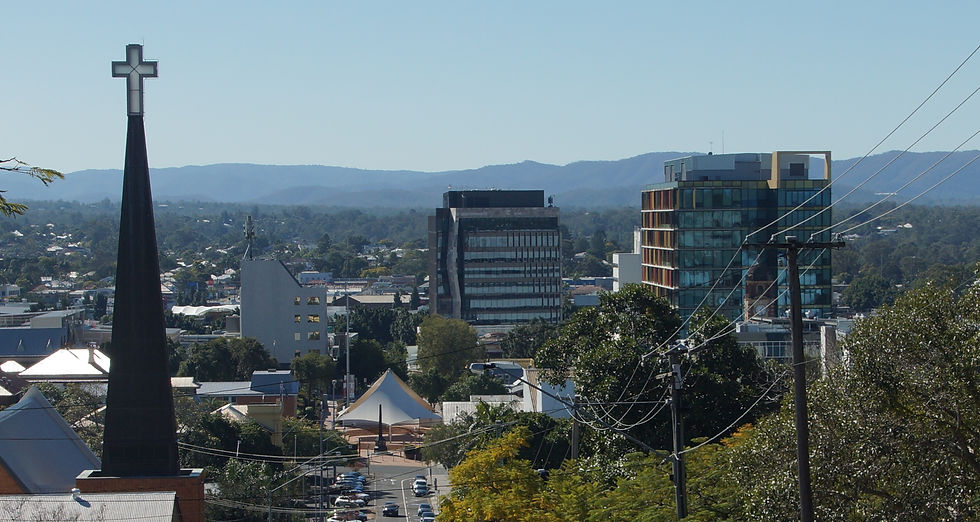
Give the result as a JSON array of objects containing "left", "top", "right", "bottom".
[
  {"left": 499, "top": 317, "right": 557, "bottom": 359},
  {"left": 416, "top": 315, "right": 482, "bottom": 380},
  {"left": 537, "top": 284, "right": 680, "bottom": 448},
  {"left": 177, "top": 337, "right": 277, "bottom": 381},
  {"left": 842, "top": 271, "right": 899, "bottom": 312},
  {"left": 729, "top": 278, "right": 980, "bottom": 520},
  {"left": 421, "top": 403, "right": 570, "bottom": 471},
  {"left": 347, "top": 337, "right": 386, "bottom": 386},
  {"left": 441, "top": 372, "right": 508, "bottom": 401},
  {"left": 290, "top": 350, "right": 335, "bottom": 416},
  {"left": 205, "top": 459, "right": 288, "bottom": 522},
  {"left": 0, "top": 158, "right": 63, "bottom": 216},
  {"left": 439, "top": 426, "right": 544, "bottom": 522},
  {"left": 408, "top": 367, "right": 449, "bottom": 403},
  {"left": 280, "top": 417, "right": 352, "bottom": 458},
  {"left": 179, "top": 411, "right": 283, "bottom": 471},
  {"left": 33, "top": 383, "right": 105, "bottom": 458}
]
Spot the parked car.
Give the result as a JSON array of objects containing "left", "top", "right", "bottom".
[
  {"left": 334, "top": 496, "right": 366, "bottom": 508},
  {"left": 382, "top": 502, "right": 399, "bottom": 516}
]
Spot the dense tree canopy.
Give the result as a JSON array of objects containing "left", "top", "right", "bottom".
[
  {"left": 177, "top": 337, "right": 277, "bottom": 381},
  {"left": 416, "top": 315, "right": 482, "bottom": 380}
]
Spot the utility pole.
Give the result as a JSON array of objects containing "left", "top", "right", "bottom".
[
  {"left": 570, "top": 395, "right": 580, "bottom": 460},
  {"left": 748, "top": 235, "right": 844, "bottom": 522},
  {"left": 666, "top": 343, "right": 687, "bottom": 520}
]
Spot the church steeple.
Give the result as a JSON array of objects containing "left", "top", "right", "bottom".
[{"left": 101, "top": 44, "right": 178, "bottom": 476}]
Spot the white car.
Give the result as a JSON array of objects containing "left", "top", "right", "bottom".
[{"left": 334, "top": 496, "right": 366, "bottom": 508}]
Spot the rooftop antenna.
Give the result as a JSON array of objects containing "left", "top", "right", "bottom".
[{"left": 243, "top": 215, "right": 255, "bottom": 260}]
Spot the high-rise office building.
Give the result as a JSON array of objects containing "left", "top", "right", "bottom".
[
  {"left": 429, "top": 190, "right": 562, "bottom": 325},
  {"left": 640, "top": 152, "right": 832, "bottom": 322}
]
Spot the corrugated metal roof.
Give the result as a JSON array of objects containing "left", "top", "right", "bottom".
[{"left": 0, "top": 491, "right": 178, "bottom": 521}]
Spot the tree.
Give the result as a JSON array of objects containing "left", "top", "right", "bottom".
[
  {"left": 728, "top": 278, "right": 980, "bottom": 520},
  {"left": 177, "top": 337, "right": 277, "bottom": 381},
  {"left": 537, "top": 284, "right": 772, "bottom": 455},
  {"left": 441, "top": 372, "right": 508, "bottom": 401},
  {"left": 416, "top": 315, "right": 482, "bottom": 380},
  {"left": 0, "top": 157, "right": 63, "bottom": 216},
  {"left": 536, "top": 284, "right": 680, "bottom": 449},
  {"left": 500, "top": 317, "right": 557, "bottom": 359},
  {"left": 290, "top": 351, "right": 335, "bottom": 417},
  {"left": 408, "top": 367, "right": 449, "bottom": 404},
  {"left": 409, "top": 287, "right": 421, "bottom": 310},
  {"left": 347, "top": 337, "right": 387, "bottom": 387},
  {"left": 842, "top": 271, "right": 899, "bottom": 312},
  {"left": 438, "top": 427, "right": 544, "bottom": 522}
]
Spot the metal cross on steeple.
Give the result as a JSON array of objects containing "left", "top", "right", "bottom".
[{"left": 111, "top": 44, "right": 158, "bottom": 115}]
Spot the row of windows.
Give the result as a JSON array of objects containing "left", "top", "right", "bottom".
[
  {"left": 294, "top": 314, "right": 321, "bottom": 323},
  {"left": 677, "top": 249, "right": 739, "bottom": 270},
  {"left": 462, "top": 249, "right": 560, "bottom": 261},
  {"left": 293, "top": 296, "right": 321, "bottom": 305},
  {"left": 677, "top": 210, "right": 745, "bottom": 229},
  {"left": 466, "top": 311, "right": 560, "bottom": 323},
  {"left": 464, "top": 282, "right": 560, "bottom": 295},
  {"left": 643, "top": 266, "right": 676, "bottom": 289},
  {"left": 293, "top": 331, "right": 321, "bottom": 341},
  {"left": 642, "top": 189, "right": 675, "bottom": 211},
  {"left": 467, "top": 297, "right": 560, "bottom": 309},
  {"left": 643, "top": 229, "right": 675, "bottom": 248},
  {"left": 678, "top": 230, "right": 743, "bottom": 248},
  {"left": 775, "top": 209, "right": 832, "bottom": 229},
  {"left": 465, "top": 232, "right": 559, "bottom": 248},
  {"left": 777, "top": 188, "right": 831, "bottom": 207},
  {"left": 642, "top": 248, "right": 675, "bottom": 267},
  {"left": 464, "top": 266, "right": 561, "bottom": 279}
]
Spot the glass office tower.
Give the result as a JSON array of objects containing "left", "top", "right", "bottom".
[
  {"left": 641, "top": 152, "right": 832, "bottom": 322},
  {"left": 429, "top": 190, "right": 562, "bottom": 325}
]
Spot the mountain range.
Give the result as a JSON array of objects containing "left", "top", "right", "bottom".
[{"left": 7, "top": 150, "right": 979, "bottom": 208}]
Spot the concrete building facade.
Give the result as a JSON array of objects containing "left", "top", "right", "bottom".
[
  {"left": 429, "top": 190, "right": 562, "bottom": 325},
  {"left": 240, "top": 258, "right": 330, "bottom": 365}
]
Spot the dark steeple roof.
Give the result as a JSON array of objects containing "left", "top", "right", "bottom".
[{"left": 101, "top": 114, "right": 178, "bottom": 476}]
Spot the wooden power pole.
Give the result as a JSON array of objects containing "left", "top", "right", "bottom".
[{"left": 749, "top": 235, "right": 844, "bottom": 522}]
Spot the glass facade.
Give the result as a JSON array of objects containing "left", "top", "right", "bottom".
[
  {"left": 430, "top": 191, "right": 562, "bottom": 325},
  {"left": 640, "top": 158, "right": 832, "bottom": 323}
]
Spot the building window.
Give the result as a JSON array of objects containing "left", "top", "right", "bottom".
[
  {"left": 307, "top": 296, "right": 320, "bottom": 305},
  {"left": 294, "top": 315, "right": 301, "bottom": 323},
  {"left": 309, "top": 331, "right": 320, "bottom": 340},
  {"left": 307, "top": 314, "right": 320, "bottom": 323},
  {"left": 294, "top": 333, "right": 302, "bottom": 341},
  {"left": 293, "top": 297, "right": 301, "bottom": 305}
]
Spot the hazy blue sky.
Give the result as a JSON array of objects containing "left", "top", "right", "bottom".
[{"left": 4, "top": 2, "right": 979, "bottom": 174}]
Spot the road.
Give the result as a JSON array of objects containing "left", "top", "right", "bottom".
[{"left": 368, "top": 459, "right": 450, "bottom": 520}]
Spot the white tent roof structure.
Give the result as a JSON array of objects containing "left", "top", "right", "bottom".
[
  {"left": 336, "top": 369, "right": 441, "bottom": 426},
  {"left": 0, "top": 386, "right": 100, "bottom": 493}
]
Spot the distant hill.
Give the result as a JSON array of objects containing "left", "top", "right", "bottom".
[{"left": 8, "top": 150, "right": 979, "bottom": 208}]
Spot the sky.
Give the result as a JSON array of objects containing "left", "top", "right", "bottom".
[{"left": 3, "top": 2, "right": 980, "bottom": 174}]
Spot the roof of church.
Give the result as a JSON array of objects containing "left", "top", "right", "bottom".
[{"left": 0, "top": 386, "right": 100, "bottom": 493}]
